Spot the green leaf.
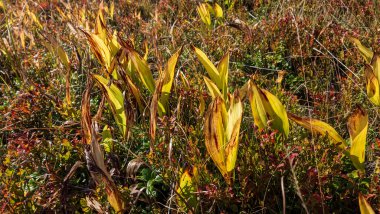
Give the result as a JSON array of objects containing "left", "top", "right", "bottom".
[{"left": 93, "top": 75, "right": 127, "bottom": 138}]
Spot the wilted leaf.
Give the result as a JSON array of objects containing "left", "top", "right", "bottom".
[
  {"left": 93, "top": 75, "right": 127, "bottom": 138},
  {"left": 81, "top": 30, "right": 111, "bottom": 70},
  {"left": 349, "top": 37, "right": 373, "bottom": 63},
  {"left": 364, "top": 65, "right": 380, "bottom": 106},
  {"left": 288, "top": 113, "right": 347, "bottom": 150},
  {"left": 204, "top": 94, "right": 242, "bottom": 185},
  {"left": 359, "top": 194, "right": 375, "bottom": 214},
  {"left": 248, "top": 81, "right": 268, "bottom": 130},
  {"left": 348, "top": 106, "right": 368, "bottom": 171},
  {"left": 225, "top": 92, "right": 243, "bottom": 174}
]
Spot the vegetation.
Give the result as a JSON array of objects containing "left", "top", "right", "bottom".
[{"left": 0, "top": 0, "right": 379, "bottom": 213}]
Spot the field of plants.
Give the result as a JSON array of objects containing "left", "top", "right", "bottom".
[{"left": 0, "top": 0, "right": 380, "bottom": 213}]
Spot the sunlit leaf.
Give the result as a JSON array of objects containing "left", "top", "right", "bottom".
[
  {"left": 288, "top": 113, "right": 347, "bottom": 149},
  {"left": 225, "top": 92, "right": 243, "bottom": 174},
  {"left": 204, "top": 93, "right": 242, "bottom": 185},
  {"left": 213, "top": 3, "right": 223, "bottom": 18},
  {"left": 205, "top": 96, "right": 227, "bottom": 178},
  {"left": 348, "top": 106, "right": 368, "bottom": 171},
  {"left": 349, "top": 37, "right": 373, "bottom": 64},
  {"left": 359, "top": 194, "right": 375, "bottom": 214},
  {"left": 204, "top": 76, "right": 223, "bottom": 99},
  {"left": 177, "top": 169, "right": 197, "bottom": 212},
  {"left": 364, "top": 65, "right": 380, "bottom": 106},
  {"left": 260, "top": 88, "right": 289, "bottom": 137},
  {"left": 93, "top": 75, "right": 127, "bottom": 138},
  {"left": 196, "top": 3, "right": 211, "bottom": 25},
  {"left": 81, "top": 30, "right": 111, "bottom": 70},
  {"left": 192, "top": 46, "right": 222, "bottom": 89},
  {"left": 248, "top": 81, "right": 268, "bottom": 130},
  {"left": 218, "top": 53, "right": 229, "bottom": 100},
  {"left": 159, "top": 47, "right": 182, "bottom": 115},
  {"left": 129, "top": 50, "right": 155, "bottom": 93}
]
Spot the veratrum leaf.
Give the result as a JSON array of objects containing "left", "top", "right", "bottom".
[
  {"left": 177, "top": 169, "right": 197, "bottom": 212},
  {"left": 129, "top": 50, "right": 155, "bottom": 93},
  {"left": 371, "top": 53, "right": 380, "bottom": 80},
  {"left": 260, "top": 88, "right": 289, "bottom": 137},
  {"left": 349, "top": 37, "right": 373, "bottom": 63},
  {"left": 192, "top": 46, "right": 222, "bottom": 89},
  {"left": 288, "top": 113, "right": 347, "bottom": 149},
  {"left": 364, "top": 65, "right": 380, "bottom": 106},
  {"left": 205, "top": 97, "right": 227, "bottom": 178},
  {"left": 81, "top": 30, "right": 111, "bottom": 70},
  {"left": 348, "top": 106, "right": 368, "bottom": 171},
  {"left": 205, "top": 94, "right": 242, "bottom": 185},
  {"left": 213, "top": 3, "right": 223, "bottom": 18},
  {"left": 93, "top": 75, "right": 127, "bottom": 138},
  {"left": 204, "top": 76, "right": 223, "bottom": 99},
  {"left": 159, "top": 47, "right": 182, "bottom": 115},
  {"left": 218, "top": 53, "right": 229, "bottom": 100},
  {"left": 248, "top": 81, "right": 268, "bottom": 130},
  {"left": 359, "top": 194, "right": 375, "bottom": 214},
  {"left": 225, "top": 92, "right": 243, "bottom": 176},
  {"left": 197, "top": 3, "right": 211, "bottom": 25}
]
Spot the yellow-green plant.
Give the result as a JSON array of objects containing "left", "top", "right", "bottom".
[
  {"left": 192, "top": 46, "right": 229, "bottom": 101},
  {"left": 204, "top": 92, "right": 243, "bottom": 185},
  {"left": 176, "top": 168, "right": 198, "bottom": 212},
  {"left": 247, "top": 80, "right": 289, "bottom": 137},
  {"left": 359, "top": 193, "right": 375, "bottom": 214},
  {"left": 350, "top": 37, "right": 380, "bottom": 106},
  {"left": 93, "top": 74, "right": 127, "bottom": 138},
  {"left": 196, "top": 2, "right": 223, "bottom": 26},
  {"left": 289, "top": 106, "right": 368, "bottom": 171}
]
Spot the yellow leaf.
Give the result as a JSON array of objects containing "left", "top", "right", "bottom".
[
  {"left": 95, "top": 9, "right": 107, "bottom": 41},
  {"left": 196, "top": 3, "right": 211, "bottom": 25},
  {"left": 93, "top": 75, "right": 127, "bottom": 138},
  {"left": 204, "top": 76, "right": 223, "bottom": 99},
  {"left": 370, "top": 54, "right": 380, "bottom": 87},
  {"left": 205, "top": 97, "right": 227, "bottom": 178},
  {"left": 288, "top": 113, "right": 347, "bottom": 149},
  {"left": 204, "top": 94, "right": 242, "bottom": 185},
  {"left": 159, "top": 47, "right": 182, "bottom": 115},
  {"left": 248, "top": 81, "right": 268, "bottom": 130},
  {"left": 110, "top": 1, "right": 115, "bottom": 20},
  {"left": 129, "top": 50, "right": 155, "bottom": 93},
  {"left": 177, "top": 169, "right": 197, "bottom": 212},
  {"left": 218, "top": 53, "right": 229, "bottom": 100},
  {"left": 364, "top": 65, "right": 380, "bottom": 106},
  {"left": 348, "top": 106, "right": 368, "bottom": 171},
  {"left": 349, "top": 37, "right": 373, "bottom": 64},
  {"left": 192, "top": 46, "right": 222, "bottom": 89},
  {"left": 225, "top": 92, "right": 243, "bottom": 174},
  {"left": 359, "top": 194, "right": 375, "bottom": 214},
  {"left": 213, "top": 3, "right": 223, "bottom": 18},
  {"left": 125, "top": 74, "right": 145, "bottom": 113},
  {"left": 81, "top": 30, "right": 111, "bottom": 70},
  {"left": 260, "top": 88, "right": 289, "bottom": 137},
  {"left": 28, "top": 11, "right": 43, "bottom": 29}
]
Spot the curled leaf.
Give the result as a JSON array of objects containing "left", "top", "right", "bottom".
[
  {"left": 364, "top": 64, "right": 380, "bottom": 106},
  {"left": 359, "top": 194, "right": 375, "bottom": 214},
  {"left": 349, "top": 37, "right": 373, "bottom": 63},
  {"left": 348, "top": 106, "right": 368, "bottom": 171}
]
